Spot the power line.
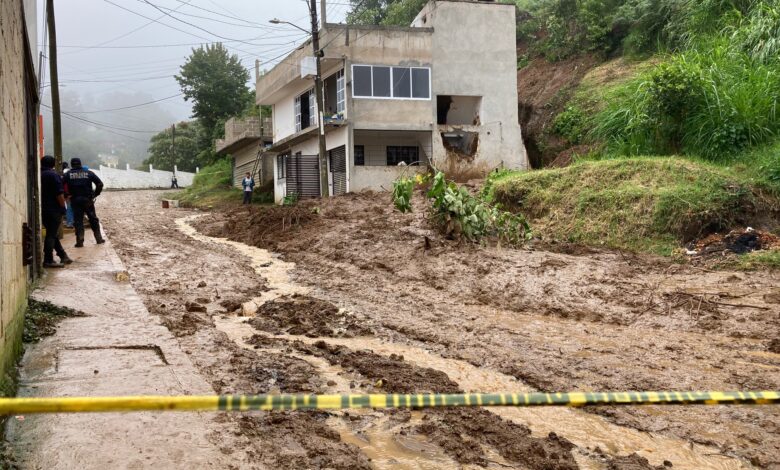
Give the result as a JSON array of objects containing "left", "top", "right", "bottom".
[
  {"left": 41, "top": 103, "right": 162, "bottom": 133},
  {"left": 65, "top": 93, "right": 184, "bottom": 114}
]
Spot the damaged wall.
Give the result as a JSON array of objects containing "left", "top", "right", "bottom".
[{"left": 422, "top": 1, "right": 528, "bottom": 173}]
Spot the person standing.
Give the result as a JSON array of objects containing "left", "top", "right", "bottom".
[
  {"left": 61, "top": 161, "right": 74, "bottom": 228},
  {"left": 63, "top": 158, "right": 105, "bottom": 247},
  {"left": 241, "top": 172, "right": 255, "bottom": 205},
  {"left": 40, "top": 156, "right": 72, "bottom": 268},
  {"left": 171, "top": 174, "right": 179, "bottom": 189}
]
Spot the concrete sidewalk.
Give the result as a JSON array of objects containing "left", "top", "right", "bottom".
[{"left": 5, "top": 232, "right": 234, "bottom": 468}]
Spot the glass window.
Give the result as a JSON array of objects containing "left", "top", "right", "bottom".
[
  {"left": 372, "top": 66, "right": 391, "bottom": 98},
  {"left": 309, "top": 89, "right": 317, "bottom": 127},
  {"left": 392, "top": 67, "right": 411, "bottom": 98},
  {"left": 386, "top": 146, "right": 419, "bottom": 166},
  {"left": 336, "top": 69, "right": 345, "bottom": 114},
  {"left": 412, "top": 68, "right": 430, "bottom": 99},
  {"left": 354, "top": 145, "right": 365, "bottom": 166},
  {"left": 294, "top": 95, "right": 302, "bottom": 132},
  {"left": 353, "top": 65, "right": 372, "bottom": 97},
  {"left": 277, "top": 155, "right": 287, "bottom": 179}
]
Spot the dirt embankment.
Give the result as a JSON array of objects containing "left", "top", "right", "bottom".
[
  {"left": 518, "top": 55, "right": 602, "bottom": 168},
  {"left": 195, "top": 192, "right": 780, "bottom": 467}
]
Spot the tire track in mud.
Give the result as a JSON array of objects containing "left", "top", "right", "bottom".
[{"left": 177, "top": 214, "right": 755, "bottom": 470}]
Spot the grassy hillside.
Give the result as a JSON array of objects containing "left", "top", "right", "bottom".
[
  {"left": 173, "top": 158, "right": 272, "bottom": 209},
  {"left": 490, "top": 158, "right": 779, "bottom": 257}
]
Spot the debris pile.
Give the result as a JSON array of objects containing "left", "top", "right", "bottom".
[{"left": 687, "top": 228, "right": 780, "bottom": 256}]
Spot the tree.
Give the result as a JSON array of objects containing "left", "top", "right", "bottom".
[
  {"left": 175, "top": 44, "right": 251, "bottom": 136},
  {"left": 144, "top": 121, "right": 202, "bottom": 172},
  {"left": 347, "top": 0, "right": 427, "bottom": 26}
]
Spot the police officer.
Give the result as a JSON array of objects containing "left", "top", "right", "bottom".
[
  {"left": 63, "top": 158, "right": 105, "bottom": 247},
  {"left": 40, "top": 155, "right": 72, "bottom": 268}
]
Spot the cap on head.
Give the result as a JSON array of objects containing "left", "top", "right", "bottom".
[
  {"left": 70, "top": 158, "right": 82, "bottom": 168},
  {"left": 41, "top": 155, "right": 56, "bottom": 169}
]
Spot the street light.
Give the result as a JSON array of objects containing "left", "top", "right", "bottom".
[
  {"left": 268, "top": 3, "right": 329, "bottom": 198},
  {"left": 269, "top": 19, "right": 310, "bottom": 35}
]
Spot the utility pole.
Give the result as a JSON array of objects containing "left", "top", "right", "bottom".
[
  {"left": 310, "top": 0, "right": 329, "bottom": 197},
  {"left": 320, "top": 0, "right": 327, "bottom": 26},
  {"left": 171, "top": 124, "right": 176, "bottom": 170},
  {"left": 46, "top": 0, "right": 63, "bottom": 172}
]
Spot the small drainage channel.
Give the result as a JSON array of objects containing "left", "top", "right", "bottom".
[{"left": 179, "top": 215, "right": 752, "bottom": 470}]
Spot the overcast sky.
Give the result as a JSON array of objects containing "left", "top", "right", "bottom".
[{"left": 37, "top": 0, "right": 349, "bottom": 126}]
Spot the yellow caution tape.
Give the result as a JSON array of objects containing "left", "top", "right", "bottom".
[{"left": 0, "top": 391, "right": 777, "bottom": 414}]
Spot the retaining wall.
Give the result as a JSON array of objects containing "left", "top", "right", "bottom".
[{"left": 94, "top": 165, "right": 196, "bottom": 190}]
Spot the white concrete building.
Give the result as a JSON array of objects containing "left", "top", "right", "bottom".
[
  {"left": 256, "top": 0, "right": 527, "bottom": 204},
  {"left": 215, "top": 116, "right": 273, "bottom": 189}
]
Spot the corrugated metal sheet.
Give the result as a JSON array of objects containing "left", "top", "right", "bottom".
[
  {"left": 329, "top": 146, "right": 347, "bottom": 195},
  {"left": 286, "top": 154, "right": 320, "bottom": 198}
]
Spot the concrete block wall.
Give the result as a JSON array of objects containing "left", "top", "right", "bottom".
[
  {"left": 0, "top": 0, "right": 31, "bottom": 392},
  {"left": 94, "top": 165, "right": 196, "bottom": 190}
]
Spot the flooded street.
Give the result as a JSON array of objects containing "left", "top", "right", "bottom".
[{"left": 98, "top": 190, "right": 779, "bottom": 469}]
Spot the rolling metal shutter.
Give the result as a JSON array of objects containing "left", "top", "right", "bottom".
[
  {"left": 286, "top": 153, "right": 320, "bottom": 198},
  {"left": 329, "top": 145, "right": 347, "bottom": 196}
]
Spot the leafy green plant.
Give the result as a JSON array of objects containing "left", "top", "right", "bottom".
[
  {"left": 553, "top": 106, "right": 587, "bottom": 143},
  {"left": 283, "top": 193, "right": 300, "bottom": 206},
  {"left": 392, "top": 176, "right": 415, "bottom": 213}
]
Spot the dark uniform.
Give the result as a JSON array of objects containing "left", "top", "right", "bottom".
[
  {"left": 40, "top": 161, "right": 70, "bottom": 265},
  {"left": 63, "top": 158, "right": 105, "bottom": 247}
]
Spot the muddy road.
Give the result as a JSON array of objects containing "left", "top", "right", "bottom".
[{"left": 100, "top": 190, "right": 779, "bottom": 469}]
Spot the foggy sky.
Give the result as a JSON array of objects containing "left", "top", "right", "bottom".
[{"left": 37, "top": 0, "right": 349, "bottom": 142}]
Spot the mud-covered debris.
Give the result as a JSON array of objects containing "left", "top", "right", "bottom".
[
  {"left": 689, "top": 228, "right": 780, "bottom": 256},
  {"left": 219, "top": 298, "right": 243, "bottom": 312},
  {"left": 23, "top": 299, "right": 85, "bottom": 343},
  {"left": 185, "top": 301, "right": 207, "bottom": 313},
  {"left": 606, "top": 453, "right": 671, "bottom": 469},
  {"left": 417, "top": 408, "right": 578, "bottom": 469},
  {"left": 249, "top": 294, "right": 371, "bottom": 338},
  {"left": 768, "top": 338, "right": 780, "bottom": 354}
]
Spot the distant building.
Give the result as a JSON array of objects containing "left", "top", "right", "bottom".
[
  {"left": 255, "top": 0, "right": 527, "bottom": 203},
  {"left": 0, "top": 0, "right": 40, "bottom": 390},
  {"left": 215, "top": 116, "right": 273, "bottom": 189}
]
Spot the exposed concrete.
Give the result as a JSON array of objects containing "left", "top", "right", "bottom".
[{"left": 4, "top": 229, "right": 239, "bottom": 468}]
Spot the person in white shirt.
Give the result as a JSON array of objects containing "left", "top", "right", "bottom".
[{"left": 241, "top": 172, "right": 255, "bottom": 205}]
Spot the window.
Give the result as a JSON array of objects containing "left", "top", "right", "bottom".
[
  {"left": 372, "top": 66, "right": 391, "bottom": 97},
  {"left": 277, "top": 154, "right": 287, "bottom": 179},
  {"left": 353, "top": 66, "right": 372, "bottom": 97},
  {"left": 412, "top": 68, "right": 430, "bottom": 99},
  {"left": 352, "top": 65, "right": 430, "bottom": 100},
  {"left": 295, "top": 89, "right": 316, "bottom": 132},
  {"left": 354, "top": 145, "right": 365, "bottom": 166},
  {"left": 386, "top": 146, "right": 419, "bottom": 166},
  {"left": 336, "top": 69, "right": 345, "bottom": 114},
  {"left": 308, "top": 89, "right": 316, "bottom": 127},
  {"left": 392, "top": 67, "right": 411, "bottom": 98}
]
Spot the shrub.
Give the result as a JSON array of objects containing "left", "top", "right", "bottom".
[{"left": 552, "top": 105, "right": 587, "bottom": 143}]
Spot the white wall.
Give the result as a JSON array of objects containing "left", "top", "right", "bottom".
[{"left": 94, "top": 165, "right": 196, "bottom": 190}]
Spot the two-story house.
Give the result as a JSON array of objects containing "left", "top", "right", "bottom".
[{"left": 256, "top": 0, "right": 528, "bottom": 203}]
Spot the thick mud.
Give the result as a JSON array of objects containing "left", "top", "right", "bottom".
[
  {"left": 100, "top": 191, "right": 780, "bottom": 469},
  {"left": 193, "top": 192, "right": 780, "bottom": 468}
]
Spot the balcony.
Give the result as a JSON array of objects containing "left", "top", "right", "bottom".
[{"left": 215, "top": 117, "right": 273, "bottom": 154}]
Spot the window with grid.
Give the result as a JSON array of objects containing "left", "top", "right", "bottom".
[
  {"left": 308, "top": 89, "right": 317, "bottom": 127},
  {"left": 386, "top": 146, "right": 419, "bottom": 166},
  {"left": 336, "top": 69, "right": 345, "bottom": 114},
  {"left": 354, "top": 145, "right": 364, "bottom": 166},
  {"left": 352, "top": 65, "right": 430, "bottom": 100}
]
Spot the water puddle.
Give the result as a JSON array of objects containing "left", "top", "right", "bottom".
[{"left": 184, "top": 216, "right": 751, "bottom": 470}]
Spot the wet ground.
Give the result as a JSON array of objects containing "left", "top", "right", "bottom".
[{"left": 99, "top": 190, "right": 779, "bottom": 469}]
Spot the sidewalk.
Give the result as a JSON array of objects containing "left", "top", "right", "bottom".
[{"left": 5, "top": 231, "right": 235, "bottom": 468}]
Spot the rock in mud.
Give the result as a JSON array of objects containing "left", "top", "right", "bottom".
[
  {"left": 249, "top": 295, "right": 371, "bottom": 338},
  {"left": 606, "top": 453, "right": 671, "bottom": 470},
  {"left": 185, "top": 301, "right": 207, "bottom": 313}
]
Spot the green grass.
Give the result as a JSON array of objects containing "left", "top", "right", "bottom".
[
  {"left": 171, "top": 158, "right": 273, "bottom": 209},
  {"left": 719, "top": 249, "right": 780, "bottom": 271},
  {"left": 490, "top": 157, "right": 779, "bottom": 256}
]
